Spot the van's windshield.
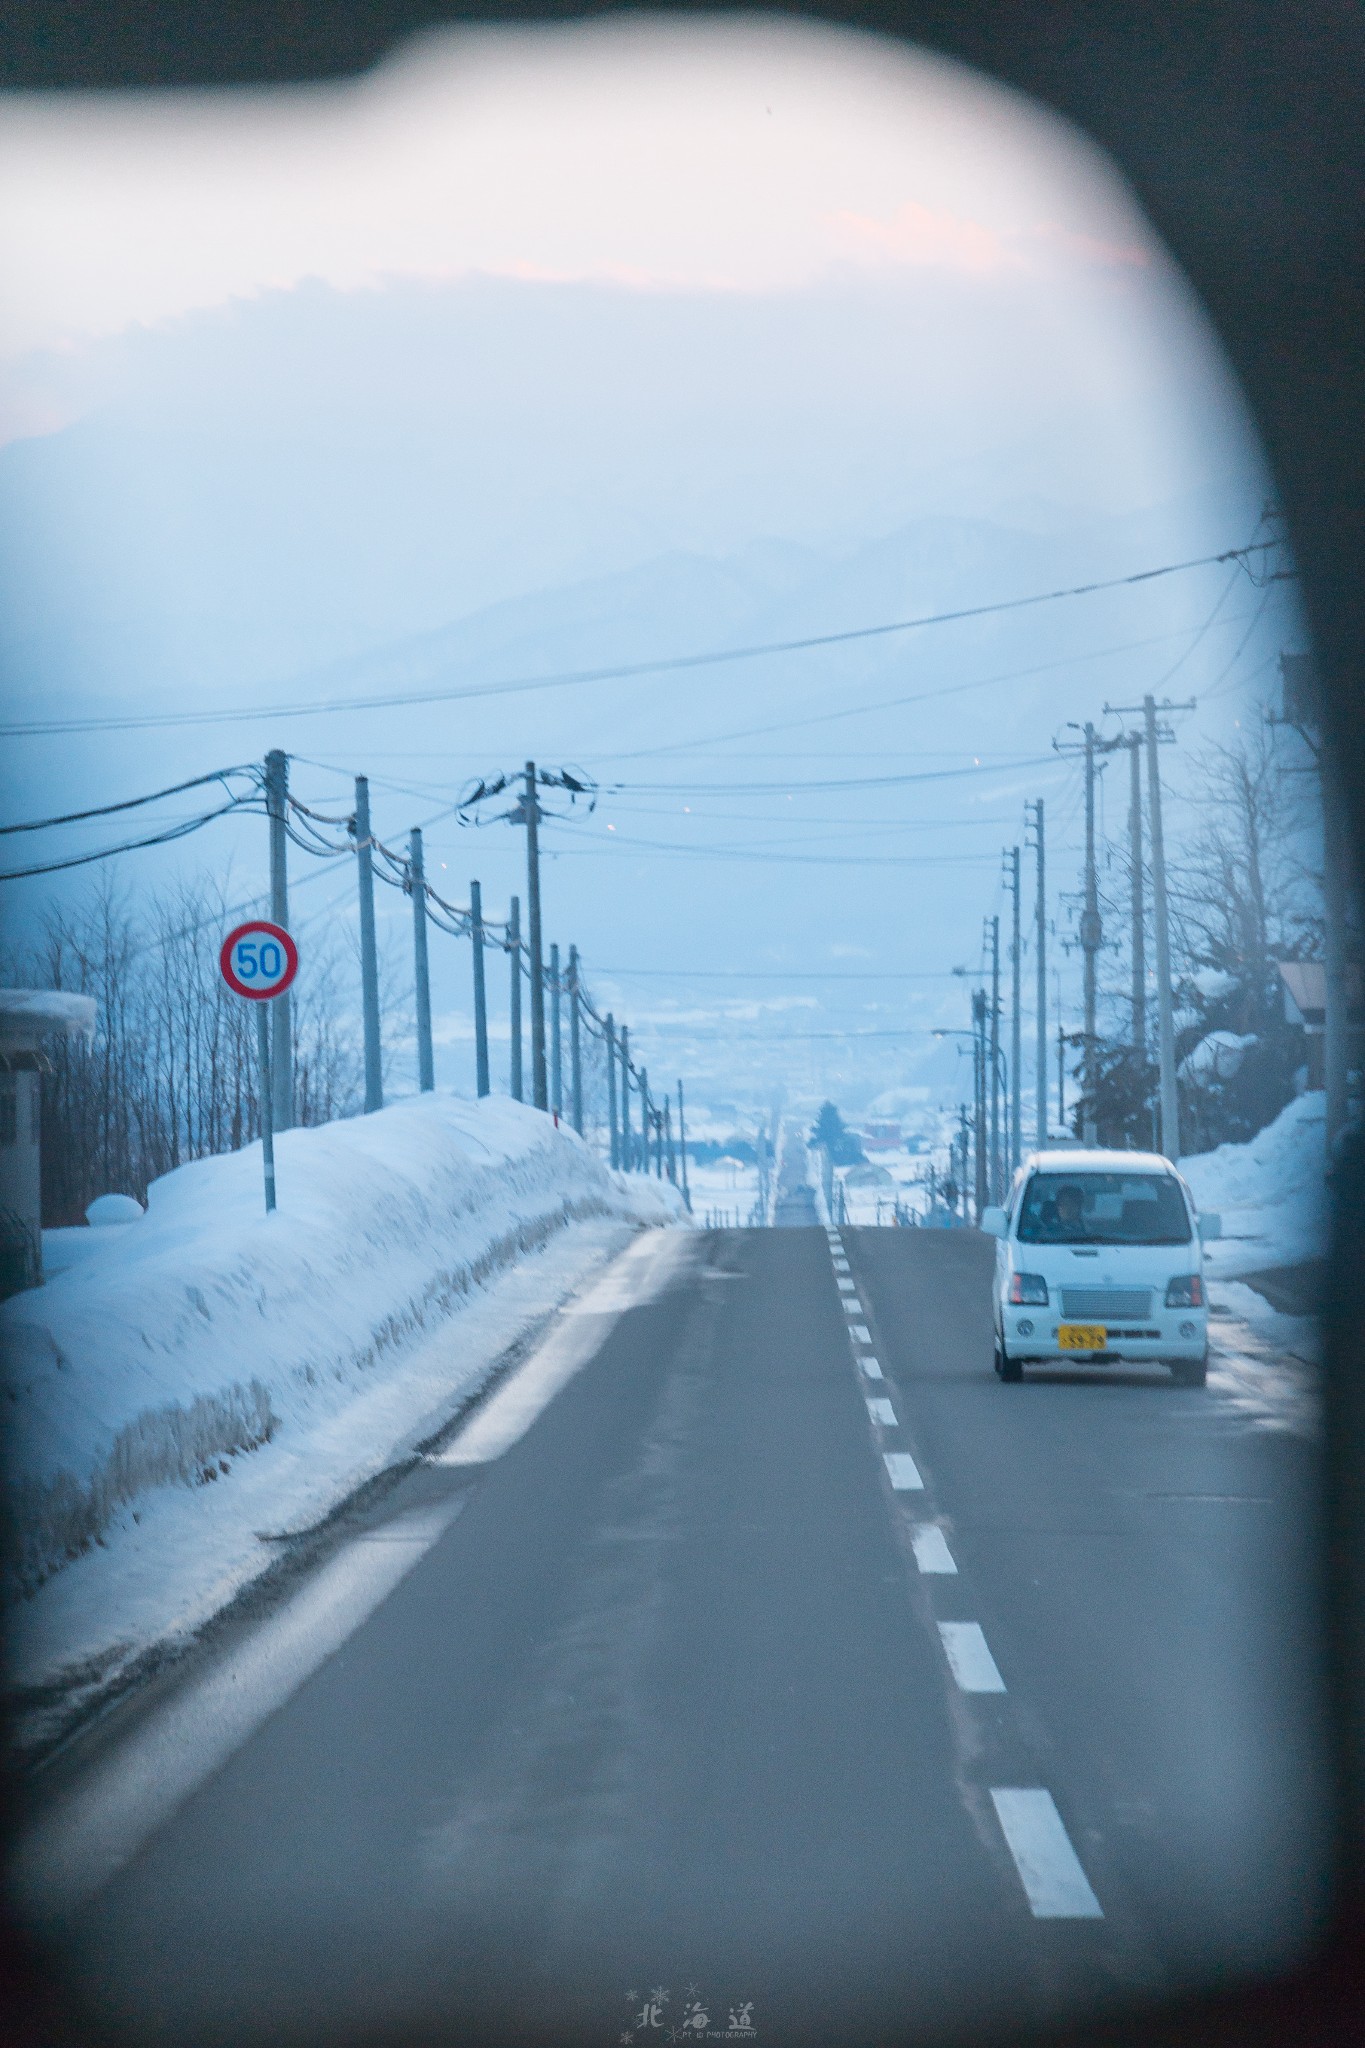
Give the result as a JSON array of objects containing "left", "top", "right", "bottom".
[{"left": 1016, "top": 1171, "right": 1193, "bottom": 1246}]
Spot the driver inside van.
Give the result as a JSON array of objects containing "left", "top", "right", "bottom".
[{"left": 1041, "top": 1182, "right": 1086, "bottom": 1239}]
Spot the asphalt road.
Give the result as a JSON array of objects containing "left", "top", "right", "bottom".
[{"left": 31, "top": 1226, "right": 1328, "bottom": 2048}]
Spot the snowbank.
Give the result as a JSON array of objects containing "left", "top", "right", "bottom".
[
  {"left": 2, "top": 1093, "right": 683, "bottom": 1601},
  {"left": 1181, "top": 1091, "right": 1328, "bottom": 1279}
]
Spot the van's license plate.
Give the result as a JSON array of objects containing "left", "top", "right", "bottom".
[{"left": 1058, "top": 1324, "right": 1107, "bottom": 1351}]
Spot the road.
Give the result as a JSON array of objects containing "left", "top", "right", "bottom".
[{"left": 24, "top": 1225, "right": 1327, "bottom": 2047}]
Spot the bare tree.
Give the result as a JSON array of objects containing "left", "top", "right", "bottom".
[{"left": 3, "top": 869, "right": 372, "bottom": 1222}]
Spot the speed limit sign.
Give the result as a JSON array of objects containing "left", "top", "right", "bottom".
[
  {"left": 220, "top": 920, "right": 298, "bottom": 1215},
  {"left": 219, "top": 920, "right": 299, "bottom": 1001}
]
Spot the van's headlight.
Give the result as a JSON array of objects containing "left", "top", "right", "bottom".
[
  {"left": 1165, "top": 1275, "right": 1204, "bottom": 1308},
  {"left": 1009, "top": 1272, "right": 1049, "bottom": 1305}
]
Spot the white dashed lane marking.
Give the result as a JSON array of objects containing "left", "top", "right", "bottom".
[
  {"left": 990, "top": 1789, "right": 1104, "bottom": 1919},
  {"left": 838, "top": 1232, "right": 1104, "bottom": 1931},
  {"left": 909, "top": 1525, "right": 957, "bottom": 1574},
  {"left": 938, "top": 1621, "right": 1006, "bottom": 1693}
]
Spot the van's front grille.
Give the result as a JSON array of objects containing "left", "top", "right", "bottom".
[{"left": 1060, "top": 1287, "right": 1153, "bottom": 1319}]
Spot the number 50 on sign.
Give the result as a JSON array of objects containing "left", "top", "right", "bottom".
[{"left": 220, "top": 920, "right": 299, "bottom": 1000}]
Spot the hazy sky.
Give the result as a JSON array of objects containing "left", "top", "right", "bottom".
[
  {"left": 0, "top": 17, "right": 1300, "bottom": 1122},
  {"left": 1, "top": 21, "right": 1157, "bottom": 357}
]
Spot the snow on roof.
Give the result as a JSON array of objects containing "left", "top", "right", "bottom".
[
  {"left": 0, "top": 990, "right": 97, "bottom": 1042},
  {"left": 1025, "top": 1147, "right": 1174, "bottom": 1172}
]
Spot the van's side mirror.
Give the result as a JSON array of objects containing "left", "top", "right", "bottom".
[
  {"left": 1199, "top": 1212, "right": 1222, "bottom": 1242},
  {"left": 980, "top": 1206, "right": 1008, "bottom": 1238}
]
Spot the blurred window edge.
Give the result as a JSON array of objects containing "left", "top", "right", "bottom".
[{"left": 2, "top": 6, "right": 1362, "bottom": 2047}]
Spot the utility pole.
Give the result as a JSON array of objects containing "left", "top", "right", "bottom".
[
  {"left": 1052, "top": 723, "right": 1115, "bottom": 1142},
  {"left": 568, "top": 946, "right": 584, "bottom": 1136},
  {"left": 973, "top": 988, "right": 988, "bottom": 1220},
  {"left": 470, "top": 879, "right": 490, "bottom": 1098},
  {"left": 508, "top": 895, "right": 523, "bottom": 1103},
  {"left": 1279, "top": 652, "right": 1351, "bottom": 1150},
  {"left": 1144, "top": 695, "right": 1180, "bottom": 1159},
  {"left": 353, "top": 775, "right": 383, "bottom": 1115},
  {"left": 639, "top": 1065, "right": 651, "bottom": 1172},
  {"left": 523, "top": 763, "right": 548, "bottom": 1110},
  {"left": 1128, "top": 734, "right": 1146, "bottom": 1057},
  {"left": 989, "top": 915, "right": 1001, "bottom": 1202},
  {"left": 1104, "top": 696, "right": 1192, "bottom": 1158},
  {"left": 264, "top": 749, "right": 294, "bottom": 1132},
  {"left": 677, "top": 1078, "right": 691, "bottom": 1210},
  {"left": 606, "top": 1014, "right": 619, "bottom": 1167},
  {"left": 1080, "top": 723, "right": 1102, "bottom": 1137},
  {"left": 1026, "top": 799, "right": 1046, "bottom": 1145},
  {"left": 458, "top": 763, "right": 595, "bottom": 1106},
  {"left": 1005, "top": 846, "right": 1022, "bottom": 1174},
  {"left": 409, "top": 827, "right": 434, "bottom": 1093},
  {"left": 549, "top": 941, "right": 563, "bottom": 1119},
  {"left": 620, "top": 1024, "right": 632, "bottom": 1169},
  {"left": 665, "top": 1098, "right": 677, "bottom": 1183},
  {"left": 1058, "top": 1023, "right": 1067, "bottom": 1132}
]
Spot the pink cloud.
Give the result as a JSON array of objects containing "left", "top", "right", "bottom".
[
  {"left": 824, "top": 199, "right": 1022, "bottom": 274},
  {"left": 1027, "top": 220, "right": 1151, "bottom": 270},
  {"left": 824, "top": 201, "right": 1153, "bottom": 279}
]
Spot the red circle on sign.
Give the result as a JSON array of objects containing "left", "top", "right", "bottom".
[{"left": 219, "top": 920, "right": 299, "bottom": 1000}]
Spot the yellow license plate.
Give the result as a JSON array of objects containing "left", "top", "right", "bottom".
[{"left": 1058, "top": 1324, "right": 1107, "bottom": 1351}]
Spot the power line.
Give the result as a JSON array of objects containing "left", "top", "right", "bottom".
[
  {"left": 587, "top": 967, "right": 966, "bottom": 980},
  {"left": 0, "top": 798, "right": 259, "bottom": 883},
  {"left": 599, "top": 754, "right": 1059, "bottom": 797},
  {"left": 598, "top": 605, "right": 1269, "bottom": 764},
  {"left": 544, "top": 837, "right": 1001, "bottom": 867},
  {"left": 0, "top": 765, "right": 260, "bottom": 837},
  {"left": 0, "top": 541, "right": 1289, "bottom": 739}
]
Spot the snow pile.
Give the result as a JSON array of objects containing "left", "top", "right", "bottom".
[
  {"left": 1182, "top": 1090, "right": 1328, "bottom": 1278},
  {"left": 2, "top": 1093, "right": 683, "bottom": 1599},
  {"left": 1178, "top": 1030, "right": 1257, "bottom": 1084}
]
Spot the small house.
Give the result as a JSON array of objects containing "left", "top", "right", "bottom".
[{"left": 0, "top": 991, "right": 97, "bottom": 1295}]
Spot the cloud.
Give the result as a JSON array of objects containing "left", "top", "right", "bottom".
[
  {"left": 823, "top": 202, "right": 1152, "bottom": 279},
  {"left": 1026, "top": 220, "right": 1151, "bottom": 271},
  {"left": 824, "top": 200, "right": 1023, "bottom": 275}
]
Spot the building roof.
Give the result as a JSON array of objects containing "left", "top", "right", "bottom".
[
  {"left": 1278, "top": 958, "right": 1364, "bottom": 1024},
  {"left": 0, "top": 990, "right": 97, "bottom": 1044}
]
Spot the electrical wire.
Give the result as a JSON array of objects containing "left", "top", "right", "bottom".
[
  {"left": 545, "top": 836, "right": 1002, "bottom": 867},
  {"left": 0, "top": 764, "right": 261, "bottom": 837},
  {"left": 598, "top": 606, "right": 1269, "bottom": 765},
  {"left": 0, "top": 797, "right": 260, "bottom": 883},
  {"left": 600, "top": 755, "right": 1058, "bottom": 798},
  {"left": 0, "top": 540, "right": 1291, "bottom": 740}
]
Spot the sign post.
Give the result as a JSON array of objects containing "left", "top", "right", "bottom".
[{"left": 219, "top": 920, "right": 300, "bottom": 1214}]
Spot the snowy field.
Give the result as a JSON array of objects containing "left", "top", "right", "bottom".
[
  {"left": 2, "top": 1094, "right": 685, "bottom": 1753},
  {"left": 686, "top": 1151, "right": 763, "bottom": 1229}
]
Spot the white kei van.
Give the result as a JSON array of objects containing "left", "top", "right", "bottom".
[{"left": 980, "top": 1149, "right": 1221, "bottom": 1386}]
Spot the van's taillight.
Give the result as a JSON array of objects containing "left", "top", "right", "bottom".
[
  {"left": 1010, "top": 1273, "right": 1049, "bottom": 1305},
  {"left": 1165, "top": 1275, "right": 1204, "bottom": 1308}
]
